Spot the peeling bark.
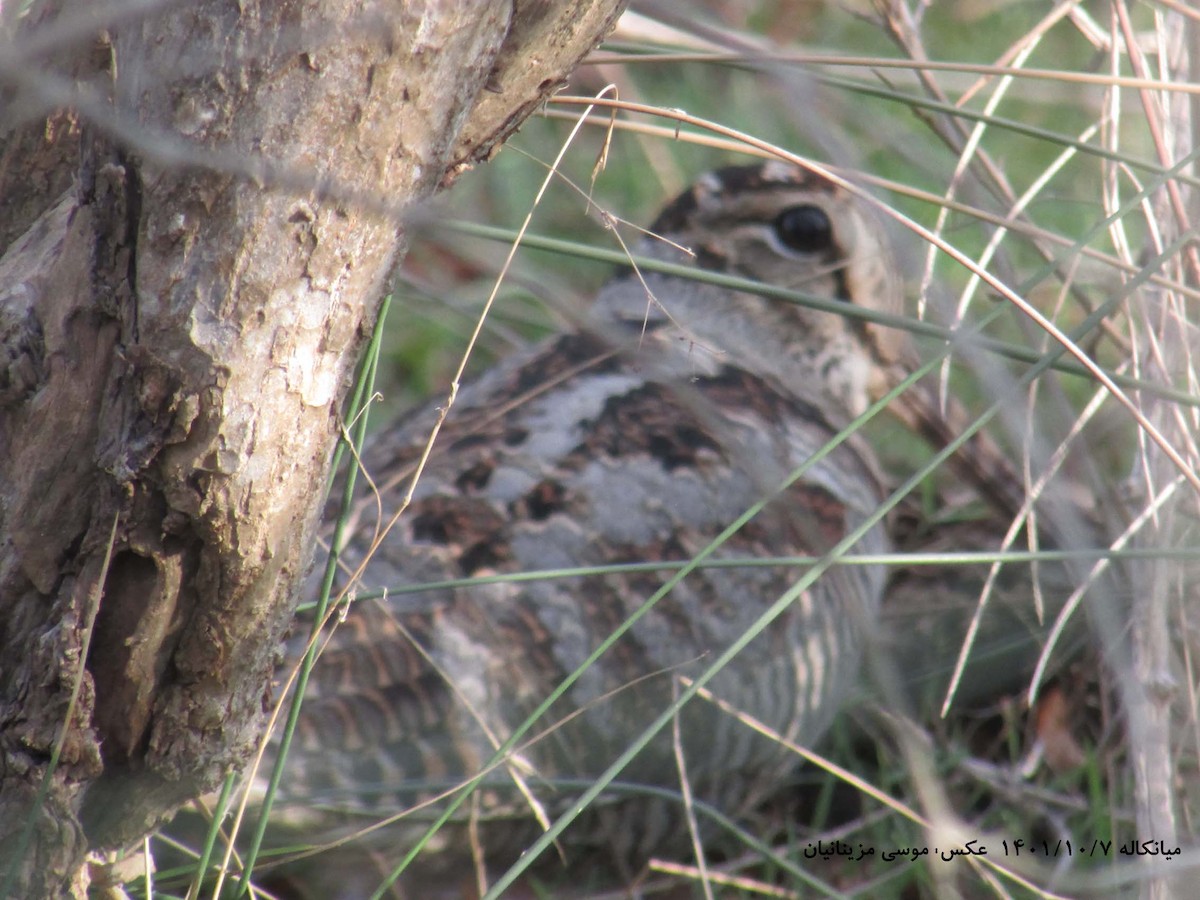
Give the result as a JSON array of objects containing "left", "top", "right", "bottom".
[{"left": 0, "top": 1, "right": 625, "bottom": 896}]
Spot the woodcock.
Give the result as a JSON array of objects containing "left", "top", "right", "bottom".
[{"left": 257, "top": 160, "right": 910, "bottom": 897}]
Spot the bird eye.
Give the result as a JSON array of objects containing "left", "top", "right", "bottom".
[{"left": 773, "top": 204, "right": 834, "bottom": 254}]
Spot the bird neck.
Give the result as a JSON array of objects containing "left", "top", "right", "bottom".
[{"left": 588, "top": 269, "right": 870, "bottom": 427}]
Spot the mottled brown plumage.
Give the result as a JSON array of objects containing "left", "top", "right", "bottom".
[{"left": 259, "top": 161, "right": 905, "bottom": 896}]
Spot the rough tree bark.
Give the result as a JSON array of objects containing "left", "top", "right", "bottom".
[{"left": 0, "top": 1, "right": 625, "bottom": 896}]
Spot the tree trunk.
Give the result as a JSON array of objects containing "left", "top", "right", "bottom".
[{"left": 0, "top": 2, "right": 625, "bottom": 896}]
